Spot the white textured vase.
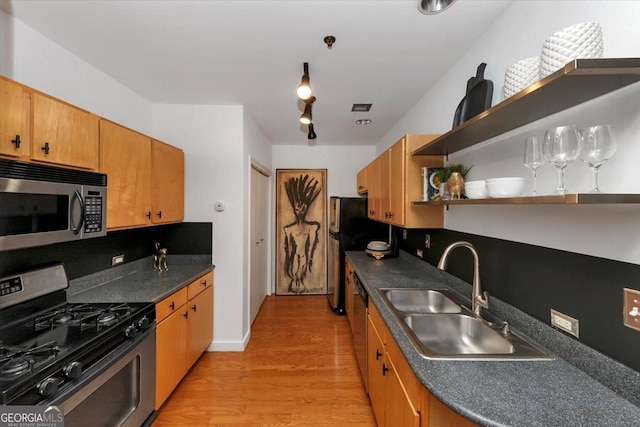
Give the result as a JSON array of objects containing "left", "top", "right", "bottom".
[
  {"left": 503, "top": 56, "right": 541, "bottom": 99},
  {"left": 540, "top": 22, "right": 604, "bottom": 78}
]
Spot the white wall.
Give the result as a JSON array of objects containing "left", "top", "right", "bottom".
[
  {"left": 378, "top": 0, "right": 640, "bottom": 264},
  {"left": 272, "top": 145, "right": 376, "bottom": 198},
  {"left": 0, "top": 10, "right": 153, "bottom": 134},
  {"left": 153, "top": 104, "right": 250, "bottom": 350}
]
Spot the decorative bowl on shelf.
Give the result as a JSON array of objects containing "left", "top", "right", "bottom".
[
  {"left": 540, "top": 22, "right": 604, "bottom": 78},
  {"left": 464, "top": 180, "right": 487, "bottom": 199},
  {"left": 486, "top": 177, "right": 525, "bottom": 198},
  {"left": 503, "top": 56, "right": 541, "bottom": 99}
]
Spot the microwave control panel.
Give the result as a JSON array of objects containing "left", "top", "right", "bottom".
[{"left": 84, "top": 196, "right": 103, "bottom": 233}]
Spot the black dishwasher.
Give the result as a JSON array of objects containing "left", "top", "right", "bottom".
[{"left": 353, "top": 273, "right": 368, "bottom": 391}]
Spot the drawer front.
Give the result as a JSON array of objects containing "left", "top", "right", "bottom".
[
  {"left": 156, "top": 287, "right": 188, "bottom": 323},
  {"left": 187, "top": 271, "right": 214, "bottom": 300}
]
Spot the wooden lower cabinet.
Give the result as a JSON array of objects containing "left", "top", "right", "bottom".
[
  {"left": 156, "top": 271, "right": 214, "bottom": 409},
  {"left": 367, "top": 303, "right": 477, "bottom": 427}
]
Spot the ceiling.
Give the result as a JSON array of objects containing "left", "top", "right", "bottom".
[{"left": 0, "top": 0, "right": 514, "bottom": 146}]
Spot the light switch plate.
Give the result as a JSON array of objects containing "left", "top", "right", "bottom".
[
  {"left": 623, "top": 288, "right": 640, "bottom": 332},
  {"left": 112, "top": 254, "right": 125, "bottom": 266}
]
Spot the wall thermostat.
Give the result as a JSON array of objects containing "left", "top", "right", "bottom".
[{"left": 214, "top": 201, "right": 225, "bottom": 212}]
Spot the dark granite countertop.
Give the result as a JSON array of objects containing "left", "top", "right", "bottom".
[
  {"left": 67, "top": 255, "right": 213, "bottom": 304},
  {"left": 347, "top": 250, "right": 640, "bottom": 427}
]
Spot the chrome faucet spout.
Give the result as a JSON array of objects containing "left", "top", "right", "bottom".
[{"left": 437, "top": 241, "right": 489, "bottom": 316}]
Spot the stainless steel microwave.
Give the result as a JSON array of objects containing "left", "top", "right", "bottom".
[{"left": 0, "top": 158, "right": 107, "bottom": 251}]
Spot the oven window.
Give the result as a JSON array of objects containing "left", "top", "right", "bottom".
[
  {"left": 0, "top": 193, "right": 68, "bottom": 236},
  {"left": 64, "top": 357, "right": 139, "bottom": 427}
]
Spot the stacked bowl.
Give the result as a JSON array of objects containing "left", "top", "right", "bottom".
[{"left": 485, "top": 177, "right": 525, "bottom": 198}]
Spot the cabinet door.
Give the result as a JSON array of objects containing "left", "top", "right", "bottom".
[
  {"left": 368, "top": 158, "right": 382, "bottom": 220},
  {"left": 31, "top": 93, "right": 98, "bottom": 170},
  {"left": 388, "top": 138, "right": 406, "bottom": 226},
  {"left": 0, "top": 78, "right": 28, "bottom": 158},
  {"left": 357, "top": 167, "right": 368, "bottom": 194},
  {"left": 151, "top": 140, "right": 184, "bottom": 224},
  {"left": 99, "top": 120, "right": 152, "bottom": 229},
  {"left": 368, "top": 315, "right": 386, "bottom": 427},
  {"left": 156, "top": 306, "right": 188, "bottom": 409},
  {"left": 380, "top": 150, "right": 391, "bottom": 222},
  {"left": 386, "top": 355, "right": 420, "bottom": 427},
  {"left": 188, "top": 285, "right": 214, "bottom": 368}
]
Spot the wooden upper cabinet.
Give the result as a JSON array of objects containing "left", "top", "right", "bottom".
[
  {"left": 151, "top": 140, "right": 184, "bottom": 224},
  {"left": 0, "top": 78, "right": 29, "bottom": 158},
  {"left": 357, "top": 167, "right": 368, "bottom": 194},
  {"left": 31, "top": 93, "right": 98, "bottom": 170},
  {"left": 99, "top": 120, "right": 152, "bottom": 229},
  {"left": 364, "top": 135, "right": 444, "bottom": 229},
  {"left": 388, "top": 138, "right": 406, "bottom": 226}
]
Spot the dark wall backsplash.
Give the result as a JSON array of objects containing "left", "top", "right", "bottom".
[
  {"left": 0, "top": 222, "right": 212, "bottom": 280},
  {"left": 396, "top": 227, "right": 640, "bottom": 373}
]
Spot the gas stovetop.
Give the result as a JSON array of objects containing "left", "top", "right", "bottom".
[{"left": 0, "top": 264, "right": 154, "bottom": 405}]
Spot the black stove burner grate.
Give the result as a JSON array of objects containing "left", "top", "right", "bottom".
[
  {"left": 32, "top": 303, "right": 134, "bottom": 331},
  {"left": 0, "top": 341, "right": 59, "bottom": 379}
]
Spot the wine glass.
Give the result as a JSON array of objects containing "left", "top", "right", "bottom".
[
  {"left": 524, "top": 136, "right": 544, "bottom": 196},
  {"left": 542, "top": 126, "right": 581, "bottom": 195},
  {"left": 579, "top": 125, "right": 617, "bottom": 193}
]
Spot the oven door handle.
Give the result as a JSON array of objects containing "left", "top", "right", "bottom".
[{"left": 70, "top": 190, "right": 85, "bottom": 235}]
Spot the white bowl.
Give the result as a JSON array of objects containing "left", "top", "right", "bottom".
[
  {"left": 464, "top": 180, "right": 487, "bottom": 199},
  {"left": 486, "top": 178, "right": 525, "bottom": 198}
]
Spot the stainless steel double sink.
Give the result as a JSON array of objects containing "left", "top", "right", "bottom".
[{"left": 378, "top": 288, "right": 553, "bottom": 360}]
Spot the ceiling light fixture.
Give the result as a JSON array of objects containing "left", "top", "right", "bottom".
[
  {"left": 308, "top": 123, "right": 317, "bottom": 140},
  {"left": 356, "top": 119, "right": 371, "bottom": 125},
  {"left": 418, "top": 0, "right": 457, "bottom": 14},
  {"left": 297, "top": 62, "right": 312, "bottom": 100}
]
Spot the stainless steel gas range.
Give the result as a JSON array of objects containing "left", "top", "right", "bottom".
[{"left": 0, "top": 264, "right": 156, "bottom": 426}]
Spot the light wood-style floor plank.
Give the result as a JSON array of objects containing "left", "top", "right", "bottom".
[{"left": 154, "top": 295, "right": 376, "bottom": 426}]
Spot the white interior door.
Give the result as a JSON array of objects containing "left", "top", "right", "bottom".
[{"left": 250, "top": 166, "right": 270, "bottom": 325}]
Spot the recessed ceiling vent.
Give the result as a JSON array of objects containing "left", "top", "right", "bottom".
[{"left": 351, "top": 104, "right": 372, "bottom": 112}]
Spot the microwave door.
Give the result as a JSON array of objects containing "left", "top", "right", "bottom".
[{"left": 70, "top": 190, "right": 85, "bottom": 235}]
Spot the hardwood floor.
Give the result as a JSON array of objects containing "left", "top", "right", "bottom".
[{"left": 154, "top": 295, "right": 377, "bottom": 426}]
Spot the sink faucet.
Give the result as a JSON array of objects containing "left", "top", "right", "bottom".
[{"left": 437, "top": 241, "right": 489, "bottom": 316}]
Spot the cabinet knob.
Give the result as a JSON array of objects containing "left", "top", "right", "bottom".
[
  {"left": 146, "top": 212, "right": 151, "bottom": 219},
  {"left": 201, "top": 280, "right": 207, "bottom": 287},
  {"left": 157, "top": 211, "right": 162, "bottom": 218},
  {"left": 382, "top": 363, "right": 389, "bottom": 376},
  {"left": 191, "top": 304, "right": 197, "bottom": 312},
  {"left": 41, "top": 142, "right": 50, "bottom": 155},
  {"left": 169, "top": 301, "right": 175, "bottom": 310},
  {"left": 183, "top": 311, "right": 189, "bottom": 319},
  {"left": 11, "top": 135, "right": 20, "bottom": 148},
  {"left": 376, "top": 349, "right": 382, "bottom": 360}
]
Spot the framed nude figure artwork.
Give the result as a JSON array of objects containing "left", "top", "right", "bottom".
[{"left": 275, "top": 169, "right": 327, "bottom": 295}]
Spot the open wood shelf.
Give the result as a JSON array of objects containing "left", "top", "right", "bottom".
[
  {"left": 412, "top": 58, "right": 640, "bottom": 156},
  {"left": 412, "top": 193, "right": 640, "bottom": 206}
]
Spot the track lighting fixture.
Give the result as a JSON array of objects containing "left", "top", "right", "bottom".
[
  {"left": 297, "top": 62, "right": 312, "bottom": 100},
  {"left": 308, "top": 123, "right": 317, "bottom": 140}
]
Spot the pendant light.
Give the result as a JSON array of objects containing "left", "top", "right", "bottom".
[
  {"left": 299, "top": 96, "right": 316, "bottom": 125},
  {"left": 419, "top": 0, "right": 457, "bottom": 14},
  {"left": 297, "top": 62, "right": 312, "bottom": 100}
]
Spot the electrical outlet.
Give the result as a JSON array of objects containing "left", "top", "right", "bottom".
[
  {"left": 112, "top": 254, "right": 125, "bottom": 266},
  {"left": 623, "top": 288, "right": 640, "bottom": 332},
  {"left": 550, "top": 309, "right": 579, "bottom": 338},
  {"left": 416, "top": 249, "right": 423, "bottom": 258},
  {"left": 402, "top": 229, "right": 407, "bottom": 240},
  {"left": 425, "top": 234, "right": 431, "bottom": 249}
]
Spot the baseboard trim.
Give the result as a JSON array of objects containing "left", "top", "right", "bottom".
[{"left": 206, "top": 329, "right": 252, "bottom": 352}]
